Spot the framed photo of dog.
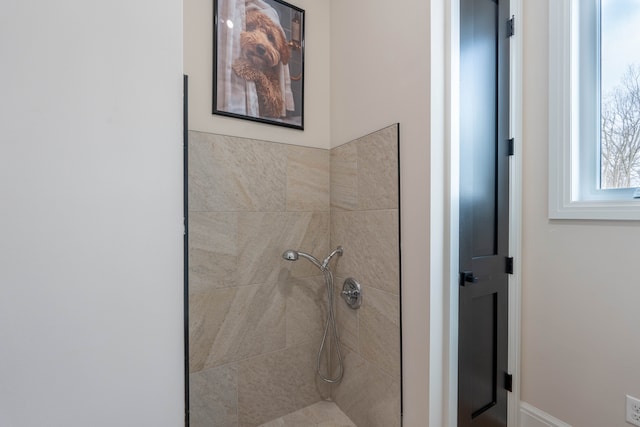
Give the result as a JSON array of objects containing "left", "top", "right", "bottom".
[{"left": 213, "top": 0, "right": 305, "bottom": 130}]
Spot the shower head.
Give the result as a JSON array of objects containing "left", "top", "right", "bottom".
[
  {"left": 282, "top": 249, "right": 323, "bottom": 269},
  {"left": 282, "top": 250, "right": 299, "bottom": 261}
]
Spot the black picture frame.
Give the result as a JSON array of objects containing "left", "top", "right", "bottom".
[{"left": 213, "top": 0, "right": 305, "bottom": 130}]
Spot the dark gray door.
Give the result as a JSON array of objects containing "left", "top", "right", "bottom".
[{"left": 458, "top": 0, "right": 510, "bottom": 426}]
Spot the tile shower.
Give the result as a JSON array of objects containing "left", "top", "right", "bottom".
[{"left": 188, "top": 125, "right": 400, "bottom": 427}]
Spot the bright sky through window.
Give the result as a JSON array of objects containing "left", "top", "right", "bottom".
[{"left": 601, "top": 0, "right": 640, "bottom": 95}]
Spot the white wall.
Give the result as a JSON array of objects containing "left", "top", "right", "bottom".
[
  {"left": 184, "top": 0, "right": 331, "bottom": 148},
  {"left": 0, "top": 1, "right": 184, "bottom": 426},
  {"left": 521, "top": 1, "right": 640, "bottom": 426},
  {"left": 330, "top": 1, "right": 433, "bottom": 425}
]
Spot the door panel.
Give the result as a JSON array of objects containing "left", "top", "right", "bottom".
[
  {"left": 458, "top": 0, "right": 510, "bottom": 426},
  {"left": 470, "top": 292, "right": 497, "bottom": 417}
]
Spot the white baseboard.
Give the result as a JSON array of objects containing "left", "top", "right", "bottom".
[{"left": 520, "top": 402, "right": 572, "bottom": 427}]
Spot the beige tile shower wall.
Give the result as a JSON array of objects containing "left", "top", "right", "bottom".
[
  {"left": 188, "top": 131, "right": 330, "bottom": 427},
  {"left": 330, "top": 124, "right": 401, "bottom": 427}
]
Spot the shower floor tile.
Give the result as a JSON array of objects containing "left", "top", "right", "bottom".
[{"left": 257, "top": 400, "right": 356, "bottom": 427}]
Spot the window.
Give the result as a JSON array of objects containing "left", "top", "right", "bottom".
[{"left": 549, "top": 0, "right": 640, "bottom": 219}]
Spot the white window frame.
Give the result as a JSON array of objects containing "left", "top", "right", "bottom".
[{"left": 549, "top": 0, "right": 640, "bottom": 220}]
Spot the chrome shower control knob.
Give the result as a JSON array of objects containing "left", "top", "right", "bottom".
[
  {"left": 341, "top": 278, "right": 362, "bottom": 309},
  {"left": 341, "top": 288, "right": 360, "bottom": 298}
]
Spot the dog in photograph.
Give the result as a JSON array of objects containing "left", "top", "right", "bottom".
[{"left": 233, "top": 8, "right": 290, "bottom": 118}]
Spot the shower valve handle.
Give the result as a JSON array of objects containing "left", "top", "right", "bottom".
[
  {"left": 342, "top": 288, "right": 360, "bottom": 298},
  {"left": 341, "top": 278, "right": 362, "bottom": 309}
]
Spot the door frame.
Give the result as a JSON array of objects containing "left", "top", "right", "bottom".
[{"left": 430, "top": 0, "right": 523, "bottom": 426}]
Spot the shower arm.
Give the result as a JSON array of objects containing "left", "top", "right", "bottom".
[{"left": 321, "top": 246, "right": 343, "bottom": 269}]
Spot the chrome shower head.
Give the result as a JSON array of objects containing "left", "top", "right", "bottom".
[
  {"left": 282, "top": 249, "right": 323, "bottom": 269},
  {"left": 282, "top": 250, "right": 299, "bottom": 261}
]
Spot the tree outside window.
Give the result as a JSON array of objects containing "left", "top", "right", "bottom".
[{"left": 601, "top": 65, "right": 640, "bottom": 189}]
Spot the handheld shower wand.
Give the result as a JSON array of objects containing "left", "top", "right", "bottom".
[{"left": 282, "top": 249, "right": 323, "bottom": 269}]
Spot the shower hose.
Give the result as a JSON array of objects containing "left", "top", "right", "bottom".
[{"left": 317, "top": 265, "right": 344, "bottom": 383}]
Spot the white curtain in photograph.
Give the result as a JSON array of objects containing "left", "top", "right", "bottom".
[{"left": 216, "top": 0, "right": 259, "bottom": 116}]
